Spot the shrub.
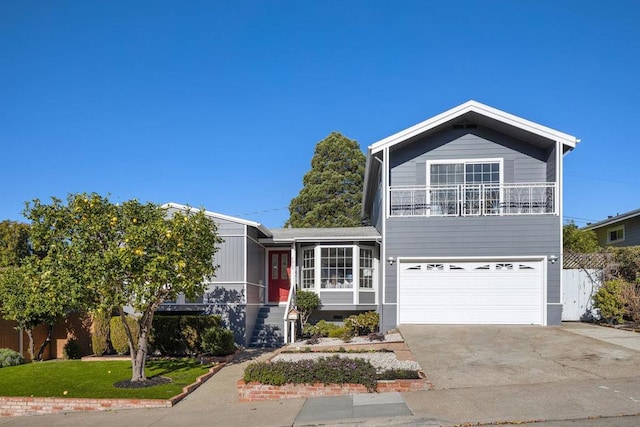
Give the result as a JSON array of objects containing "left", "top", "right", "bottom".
[
  {"left": 150, "top": 315, "right": 221, "bottom": 356},
  {"left": 201, "top": 326, "right": 236, "bottom": 356},
  {"left": 243, "top": 355, "right": 377, "bottom": 391},
  {"left": 91, "top": 309, "right": 111, "bottom": 356},
  {"left": 377, "top": 369, "right": 421, "bottom": 380},
  {"left": 63, "top": 338, "right": 83, "bottom": 360},
  {"left": 328, "top": 326, "right": 353, "bottom": 341},
  {"left": 110, "top": 316, "right": 139, "bottom": 354},
  {"left": 0, "top": 348, "right": 25, "bottom": 368},
  {"left": 620, "top": 281, "right": 640, "bottom": 323},
  {"left": 344, "top": 311, "right": 379, "bottom": 336},
  {"left": 296, "top": 291, "right": 322, "bottom": 326},
  {"left": 304, "top": 320, "right": 340, "bottom": 337},
  {"left": 593, "top": 279, "right": 626, "bottom": 324}
]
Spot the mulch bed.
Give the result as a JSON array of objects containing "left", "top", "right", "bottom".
[{"left": 114, "top": 376, "right": 172, "bottom": 389}]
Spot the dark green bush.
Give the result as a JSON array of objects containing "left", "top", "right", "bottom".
[
  {"left": 243, "top": 355, "right": 377, "bottom": 391},
  {"left": 377, "top": 369, "right": 421, "bottom": 380},
  {"left": 150, "top": 315, "right": 221, "bottom": 356},
  {"left": 201, "top": 326, "right": 236, "bottom": 356},
  {"left": 344, "top": 311, "right": 379, "bottom": 336},
  {"left": 0, "top": 348, "right": 25, "bottom": 368},
  {"left": 91, "top": 309, "right": 111, "bottom": 356},
  {"left": 296, "top": 291, "right": 322, "bottom": 326},
  {"left": 110, "top": 316, "right": 139, "bottom": 355},
  {"left": 63, "top": 338, "right": 82, "bottom": 360}
]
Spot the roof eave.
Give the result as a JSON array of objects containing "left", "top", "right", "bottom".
[
  {"left": 368, "top": 100, "right": 579, "bottom": 154},
  {"left": 162, "top": 202, "right": 273, "bottom": 237}
]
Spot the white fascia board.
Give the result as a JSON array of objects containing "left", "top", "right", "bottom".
[
  {"left": 369, "top": 100, "right": 579, "bottom": 154},
  {"left": 162, "top": 202, "right": 272, "bottom": 237}
]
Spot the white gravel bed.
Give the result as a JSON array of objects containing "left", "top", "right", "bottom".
[
  {"left": 287, "top": 332, "right": 404, "bottom": 348},
  {"left": 272, "top": 351, "right": 421, "bottom": 373}
]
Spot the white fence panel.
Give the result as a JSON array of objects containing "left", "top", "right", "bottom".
[{"left": 562, "top": 269, "right": 602, "bottom": 321}]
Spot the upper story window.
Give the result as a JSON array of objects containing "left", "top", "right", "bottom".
[
  {"left": 607, "top": 225, "right": 625, "bottom": 243},
  {"left": 429, "top": 160, "right": 501, "bottom": 186}
]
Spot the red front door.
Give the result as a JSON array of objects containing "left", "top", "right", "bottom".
[{"left": 268, "top": 250, "right": 291, "bottom": 303}]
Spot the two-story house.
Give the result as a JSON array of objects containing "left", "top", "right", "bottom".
[{"left": 161, "top": 101, "right": 579, "bottom": 346}]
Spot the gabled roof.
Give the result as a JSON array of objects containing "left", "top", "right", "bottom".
[
  {"left": 162, "top": 202, "right": 272, "bottom": 237},
  {"left": 263, "top": 226, "right": 381, "bottom": 244},
  {"left": 584, "top": 208, "right": 640, "bottom": 231},
  {"left": 368, "top": 100, "right": 580, "bottom": 155}
]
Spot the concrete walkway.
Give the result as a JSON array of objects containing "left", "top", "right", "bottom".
[{"left": 3, "top": 323, "right": 640, "bottom": 427}]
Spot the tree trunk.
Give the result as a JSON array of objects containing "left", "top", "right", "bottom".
[
  {"left": 35, "top": 324, "right": 53, "bottom": 361},
  {"left": 120, "top": 307, "right": 155, "bottom": 382},
  {"left": 25, "top": 328, "right": 35, "bottom": 361}
]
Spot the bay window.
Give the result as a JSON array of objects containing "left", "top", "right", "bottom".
[{"left": 300, "top": 244, "right": 376, "bottom": 291}]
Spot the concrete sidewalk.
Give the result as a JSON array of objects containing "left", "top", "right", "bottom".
[{"left": 3, "top": 324, "right": 640, "bottom": 427}]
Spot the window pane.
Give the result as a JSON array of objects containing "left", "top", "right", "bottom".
[{"left": 281, "top": 254, "right": 289, "bottom": 280}]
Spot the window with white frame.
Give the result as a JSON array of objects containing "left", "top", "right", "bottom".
[
  {"left": 321, "top": 247, "right": 353, "bottom": 289},
  {"left": 607, "top": 225, "right": 625, "bottom": 243},
  {"left": 298, "top": 245, "right": 377, "bottom": 290},
  {"left": 359, "top": 248, "right": 374, "bottom": 289},
  {"left": 427, "top": 159, "right": 502, "bottom": 216},
  {"left": 301, "top": 248, "right": 315, "bottom": 289}
]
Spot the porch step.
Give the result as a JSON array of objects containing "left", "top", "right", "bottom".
[{"left": 249, "top": 306, "right": 286, "bottom": 348}]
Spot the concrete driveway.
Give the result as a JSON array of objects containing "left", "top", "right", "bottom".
[{"left": 399, "top": 323, "right": 640, "bottom": 390}]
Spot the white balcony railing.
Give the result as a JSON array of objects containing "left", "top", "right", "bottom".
[{"left": 389, "top": 182, "right": 556, "bottom": 217}]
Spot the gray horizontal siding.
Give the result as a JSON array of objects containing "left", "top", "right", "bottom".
[
  {"left": 319, "top": 292, "right": 354, "bottom": 305},
  {"left": 213, "top": 236, "right": 245, "bottom": 282},
  {"left": 359, "top": 292, "right": 375, "bottom": 304},
  {"left": 205, "top": 283, "right": 245, "bottom": 304},
  {"left": 390, "top": 126, "right": 550, "bottom": 187},
  {"left": 384, "top": 215, "right": 561, "bottom": 305},
  {"left": 595, "top": 217, "right": 640, "bottom": 247}
]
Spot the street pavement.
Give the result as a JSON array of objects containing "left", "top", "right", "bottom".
[{"left": 1, "top": 323, "right": 640, "bottom": 426}]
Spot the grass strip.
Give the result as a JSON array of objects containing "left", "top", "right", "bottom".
[{"left": 0, "top": 358, "right": 213, "bottom": 400}]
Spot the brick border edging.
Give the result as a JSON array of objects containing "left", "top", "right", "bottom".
[
  {"left": 237, "top": 377, "right": 432, "bottom": 402},
  {"left": 0, "top": 363, "right": 226, "bottom": 417}
]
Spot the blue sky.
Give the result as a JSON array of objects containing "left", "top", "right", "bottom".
[{"left": 1, "top": 1, "right": 639, "bottom": 228}]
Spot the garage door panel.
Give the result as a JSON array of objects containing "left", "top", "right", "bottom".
[{"left": 398, "top": 260, "right": 544, "bottom": 325}]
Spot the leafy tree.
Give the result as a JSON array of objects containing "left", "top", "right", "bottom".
[
  {"left": 286, "top": 132, "right": 365, "bottom": 228},
  {"left": 563, "top": 221, "right": 600, "bottom": 253},
  {"left": 0, "top": 220, "right": 30, "bottom": 268},
  {"left": 23, "top": 194, "right": 222, "bottom": 382},
  {"left": 0, "top": 255, "right": 85, "bottom": 360}
]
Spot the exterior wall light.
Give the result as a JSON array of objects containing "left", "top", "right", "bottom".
[
  {"left": 549, "top": 255, "right": 558, "bottom": 264},
  {"left": 387, "top": 256, "right": 396, "bottom": 265}
]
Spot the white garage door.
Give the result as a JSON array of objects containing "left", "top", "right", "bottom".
[{"left": 398, "top": 260, "right": 544, "bottom": 325}]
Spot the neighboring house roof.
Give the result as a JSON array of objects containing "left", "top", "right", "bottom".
[
  {"left": 264, "top": 226, "right": 381, "bottom": 244},
  {"left": 583, "top": 208, "right": 640, "bottom": 231},
  {"left": 162, "top": 202, "right": 273, "bottom": 238}
]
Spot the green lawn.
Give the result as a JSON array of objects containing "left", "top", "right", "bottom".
[{"left": 0, "top": 359, "right": 213, "bottom": 399}]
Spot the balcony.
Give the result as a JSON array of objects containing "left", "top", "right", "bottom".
[{"left": 389, "top": 183, "right": 556, "bottom": 217}]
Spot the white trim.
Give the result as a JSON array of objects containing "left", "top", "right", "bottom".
[
  {"left": 369, "top": 100, "right": 579, "bottom": 155},
  {"left": 162, "top": 202, "right": 272, "bottom": 237},
  {"left": 395, "top": 255, "right": 548, "bottom": 326},
  {"left": 266, "top": 247, "right": 292, "bottom": 304},
  {"left": 426, "top": 158, "right": 504, "bottom": 186},
  {"left": 606, "top": 225, "right": 626, "bottom": 243}
]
